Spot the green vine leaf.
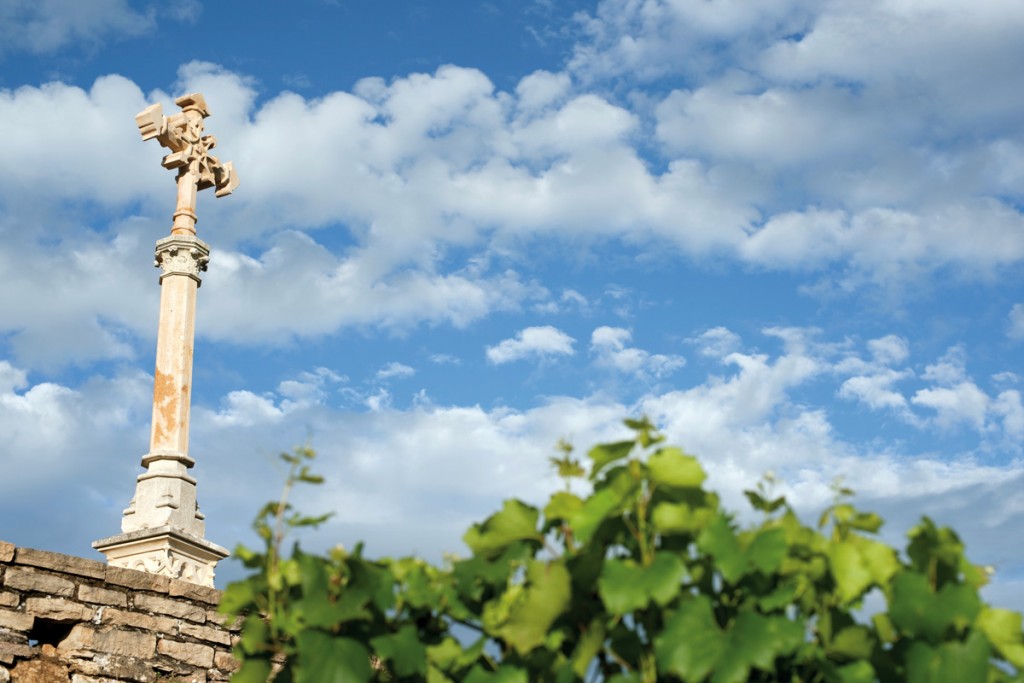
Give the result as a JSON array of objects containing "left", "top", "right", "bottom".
[
  {"left": 463, "top": 499, "right": 542, "bottom": 556},
  {"left": 494, "top": 559, "right": 571, "bottom": 654},
  {"left": 647, "top": 446, "right": 706, "bottom": 489},
  {"left": 588, "top": 439, "right": 635, "bottom": 480}
]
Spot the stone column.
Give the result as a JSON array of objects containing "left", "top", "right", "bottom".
[
  {"left": 95, "top": 93, "right": 235, "bottom": 587},
  {"left": 93, "top": 235, "right": 227, "bottom": 587}
]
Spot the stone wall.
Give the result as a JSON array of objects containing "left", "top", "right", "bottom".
[{"left": 0, "top": 541, "right": 239, "bottom": 682}]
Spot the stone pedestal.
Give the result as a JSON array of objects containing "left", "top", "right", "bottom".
[{"left": 92, "top": 527, "right": 227, "bottom": 587}]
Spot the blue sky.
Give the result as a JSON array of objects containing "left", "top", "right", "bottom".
[{"left": 1, "top": 0, "right": 1023, "bottom": 606}]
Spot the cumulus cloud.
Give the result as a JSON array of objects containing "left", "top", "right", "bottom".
[
  {"left": 912, "top": 383, "right": 991, "bottom": 432},
  {"left": 5, "top": 322, "right": 1024, "bottom": 608},
  {"left": 0, "top": 359, "right": 151, "bottom": 552},
  {"left": 1, "top": 39, "right": 1022, "bottom": 371},
  {"left": 486, "top": 326, "right": 576, "bottom": 364},
  {"left": 839, "top": 370, "right": 912, "bottom": 413},
  {"left": 590, "top": 326, "right": 685, "bottom": 379},
  {"left": 178, "top": 335, "right": 1024, "bottom": 591}
]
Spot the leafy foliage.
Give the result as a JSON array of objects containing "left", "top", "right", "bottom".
[{"left": 222, "top": 421, "right": 1024, "bottom": 682}]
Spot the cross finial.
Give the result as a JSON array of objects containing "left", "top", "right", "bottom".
[{"left": 135, "top": 92, "right": 239, "bottom": 235}]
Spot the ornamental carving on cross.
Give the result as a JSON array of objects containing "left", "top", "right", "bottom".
[{"left": 135, "top": 93, "right": 239, "bottom": 236}]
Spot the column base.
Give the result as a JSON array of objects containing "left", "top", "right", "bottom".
[{"left": 93, "top": 527, "right": 228, "bottom": 588}]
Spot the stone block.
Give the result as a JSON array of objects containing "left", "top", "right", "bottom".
[
  {"left": 0, "top": 663, "right": 8, "bottom": 682},
  {"left": 0, "top": 609, "right": 33, "bottom": 632},
  {"left": 157, "top": 638, "right": 214, "bottom": 668},
  {"left": 156, "top": 668, "right": 207, "bottom": 683},
  {"left": 2, "top": 568, "right": 74, "bottom": 597},
  {"left": 0, "top": 594, "right": 17, "bottom": 609},
  {"left": 77, "top": 585, "right": 126, "bottom": 607},
  {"left": 168, "top": 579, "right": 221, "bottom": 605},
  {"left": 59, "top": 624, "right": 156, "bottom": 659},
  {"left": 0, "top": 542, "right": 14, "bottom": 564},
  {"left": 178, "top": 622, "right": 232, "bottom": 647},
  {"left": 214, "top": 649, "right": 240, "bottom": 673},
  {"left": 104, "top": 565, "right": 170, "bottom": 593},
  {"left": 0, "top": 641, "right": 35, "bottom": 661},
  {"left": 71, "top": 677, "right": 123, "bottom": 683},
  {"left": 73, "top": 653, "right": 156, "bottom": 682},
  {"left": 22, "top": 597, "right": 93, "bottom": 622},
  {"left": 9, "top": 658, "right": 70, "bottom": 682},
  {"left": 133, "top": 594, "right": 205, "bottom": 623},
  {"left": 205, "top": 610, "right": 242, "bottom": 631},
  {"left": 98, "top": 608, "right": 176, "bottom": 635},
  {"left": 14, "top": 548, "right": 105, "bottom": 580}
]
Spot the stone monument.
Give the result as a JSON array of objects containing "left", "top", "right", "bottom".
[{"left": 93, "top": 93, "right": 239, "bottom": 587}]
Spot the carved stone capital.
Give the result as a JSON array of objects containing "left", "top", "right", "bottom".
[{"left": 154, "top": 235, "right": 210, "bottom": 284}]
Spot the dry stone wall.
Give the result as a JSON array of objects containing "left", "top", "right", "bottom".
[{"left": 0, "top": 540, "right": 240, "bottom": 682}]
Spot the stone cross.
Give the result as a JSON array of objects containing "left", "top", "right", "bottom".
[{"left": 93, "top": 93, "right": 238, "bottom": 587}]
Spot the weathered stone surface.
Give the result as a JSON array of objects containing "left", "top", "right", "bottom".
[
  {"left": 2, "top": 568, "right": 74, "bottom": 597},
  {"left": 0, "top": 542, "right": 14, "bottom": 564},
  {"left": 0, "top": 609, "right": 33, "bottom": 632},
  {"left": 0, "top": 640, "right": 35, "bottom": 660},
  {"left": 133, "top": 594, "right": 204, "bottom": 623},
  {"left": 59, "top": 624, "right": 155, "bottom": 659},
  {"left": 73, "top": 653, "right": 155, "bottom": 682},
  {"left": 3, "top": 542, "right": 235, "bottom": 679},
  {"left": 204, "top": 611, "right": 240, "bottom": 631},
  {"left": 167, "top": 580, "right": 220, "bottom": 605},
  {"left": 77, "top": 586, "right": 126, "bottom": 608},
  {"left": 14, "top": 549, "right": 105, "bottom": 580},
  {"left": 103, "top": 566, "right": 170, "bottom": 593},
  {"left": 98, "top": 608, "right": 176, "bottom": 635},
  {"left": 157, "top": 638, "right": 214, "bottom": 668},
  {"left": 0, "top": 663, "right": 9, "bottom": 682},
  {"left": 9, "top": 657, "right": 70, "bottom": 682},
  {"left": 213, "top": 649, "right": 239, "bottom": 673},
  {"left": 156, "top": 667, "right": 207, "bottom": 683},
  {"left": 22, "top": 598, "right": 93, "bottom": 623},
  {"left": 178, "top": 622, "right": 232, "bottom": 647}
]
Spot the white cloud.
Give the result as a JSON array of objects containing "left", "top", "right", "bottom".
[
  {"left": 839, "top": 369, "right": 912, "bottom": 412},
  {"left": 200, "top": 232, "right": 534, "bottom": 343},
  {"left": 5, "top": 324, "right": 1024, "bottom": 608},
  {"left": 590, "top": 326, "right": 685, "bottom": 379},
  {"left": 0, "top": 76, "right": 156, "bottom": 204},
  {"left": 1009, "top": 304, "right": 1024, "bottom": 340},
  {"left": 533, "top": 289, "right": 589, "bottom": 315},
  {"left": 741, "top": 203, "right": 1024, "bottom": 281},
  {"left": 922, "top": 346, "right": 969, "bottom": 385},
  {"left": 515, "top": 70, "right": 571, "bottom": 112},
  {"left": 486, "top": 326, "right": 576, "bottom": 364},
  {"left": 0, "top": 360, "right": 152, "bottom": 552},
  {"left": 376, "top": 362, "right": 415, "bottom": 381},
  {"left": 1, "top": 49, "right": 1022, "bottom": 371},
  {"left": 694, "top": 327, "right": 742, "bottom": 359},
  {"left": 0, "top": 0, "right": 156, "bottom": 55},
  {"left": 912, "top": 383, "right": 991, "bottom": 432},
  {"left": 868, "top": 335, "right": 909, "bottom": 366},
  {"left": 835, "top": 335, "right": 914, "bottom": 415}
]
